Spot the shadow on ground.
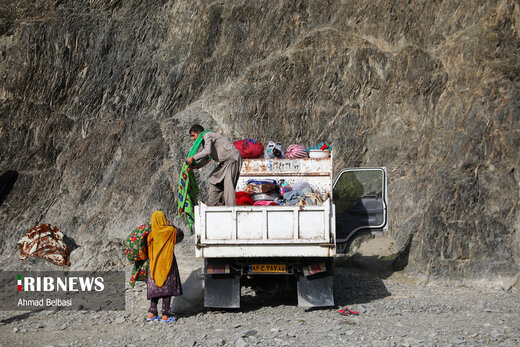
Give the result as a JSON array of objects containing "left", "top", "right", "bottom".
[
  {"left": 176, "top": 247, "right": 410, "bottom": 314},
  {"left": 207, "top": 264, "right": 394, "bottom": 313},
  {"left": 0, "top": 309, "right": 44, "bottom": 326},
  {"left": 333, "top": 266, "right": 391, "bottom": 306},
  {"left": 332, "top": 249, "right": 410, "bottom": 306}
]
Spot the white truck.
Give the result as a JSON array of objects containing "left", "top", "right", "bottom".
[{"left": 194, "top": 154, "right": 387, "bottom": 308}]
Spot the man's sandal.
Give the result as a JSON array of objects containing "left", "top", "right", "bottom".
[{"left": 338, "top": 306, "right": 359, "bottom": 316}]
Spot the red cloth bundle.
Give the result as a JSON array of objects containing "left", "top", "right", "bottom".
[
  {"left": 236, "top": 192, "right": 254, "bottom": 206},
  {"left": 233, "top": 139, "right": 264, "bottom": 159}
]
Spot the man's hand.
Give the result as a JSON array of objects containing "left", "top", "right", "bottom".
[{"left": 186, "top": 157, "right": 195, "bottom": 166}]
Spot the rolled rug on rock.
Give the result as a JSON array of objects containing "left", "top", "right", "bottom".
[{"left": 17, "top": 224, "right": 70, "bottom": 266}]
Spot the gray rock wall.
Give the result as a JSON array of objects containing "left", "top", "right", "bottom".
[{"left": 0, "top": 0, "right": 518, "bottom": 283}]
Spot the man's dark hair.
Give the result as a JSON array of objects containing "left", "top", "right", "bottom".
[{"left": 189, "top": 124, "right": 204, "bottom": 134}]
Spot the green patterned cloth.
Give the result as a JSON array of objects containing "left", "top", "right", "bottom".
[
  {"left": 126, "top": 223, "right": 151, "bottom": 287},
  {"left": 129, "top": 259, "right": 149, "bottom": 287},
  {"left": 177, "top": 130, "right": 212, "bottom": 233}
]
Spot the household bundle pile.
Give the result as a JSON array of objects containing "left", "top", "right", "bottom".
[
  {"left": 232, "top": 139, "right": 332, "bottom": 159},
  {"left": 244, "top": 179, "right": 280, "bottom": 206},
  {"left": 18, "top": 224, "right": 70, "bottom": 266},
  {"left": 277, "top": 181, "right": 329, "bottom": 206},
  {"left": 233, "top": 140, "right": 332, "bottom": 206},
  {"left": 236, "top": 179, "right": 329, "bottom": 206}
]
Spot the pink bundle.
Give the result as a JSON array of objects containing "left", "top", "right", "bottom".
[
  {"left": 286, "top": 144, "right": 308, "bottom": 158},
  {"left": 253, "top": 201, "right": 278, "bottom": 206},
  {"left": 285, "top": 145, "right": 309, "bottom": 159}
]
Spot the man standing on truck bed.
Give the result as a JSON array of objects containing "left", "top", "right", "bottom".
[{"left": 186, "top": 124, "right": 242, "bottom": 206}]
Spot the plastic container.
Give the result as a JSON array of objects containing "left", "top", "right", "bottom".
[
  {"left": 308, "top": 149, "right": 330, "bottom": 159},
  {"left": 251, "top": 193, "right": 281, "bottom": 201}
]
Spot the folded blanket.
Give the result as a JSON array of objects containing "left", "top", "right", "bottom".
[
  {"left": 305, "top": 192, "right": 329, "bottom": 205},
  {"left": 283, "top": 190, "right": 306, "bottom": 205}
]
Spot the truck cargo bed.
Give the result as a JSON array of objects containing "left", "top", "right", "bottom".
[
  {"left": 195, "top": 156, "right": 336, "bottom": 258},
  {"left": 195, "top": 200, "right": 335, "bottom": 257}
]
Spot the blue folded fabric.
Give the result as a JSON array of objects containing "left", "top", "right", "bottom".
[{"left": 283, "top": 191, "right": 305, "bottom": 205}]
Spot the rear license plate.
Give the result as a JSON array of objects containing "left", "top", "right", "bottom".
[{"left": 248, "top": 264, "right": 287, "bottom": 273}]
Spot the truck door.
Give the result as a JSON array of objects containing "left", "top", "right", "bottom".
[{"left": 333, "top": 167, "right": 388, "bottom": 253}]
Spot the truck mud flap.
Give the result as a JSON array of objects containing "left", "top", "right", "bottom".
[
  {"left": 297, "top": 272, "right": 334, "bottom": 307},
  {"left": 204, "top": 274, "right": 240, "bottom": 308}
]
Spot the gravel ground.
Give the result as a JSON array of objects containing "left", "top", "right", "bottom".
[
  {"left": 1, "top": 264, "right": 519, "bottom": 347},
  {"left": 2, "top": 238, "right": 520, "bottom": 347}
]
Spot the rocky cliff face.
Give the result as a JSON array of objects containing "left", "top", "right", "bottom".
[{"left": 1, "top": 0, "right": 519, "bottom": 284}]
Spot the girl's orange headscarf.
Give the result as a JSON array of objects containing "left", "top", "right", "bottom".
[{"left": 147, "top": 211, "right": 177, "bottom": 287}]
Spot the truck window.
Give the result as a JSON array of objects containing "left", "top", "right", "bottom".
[
  {"left": 333, "top": 169, "right": 384, "bottom": 215},
  {"left": 333, "top": 167, "right": 387, "bottom": 251}
]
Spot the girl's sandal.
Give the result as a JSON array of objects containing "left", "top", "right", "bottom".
[
  {"left": 146, "top": 315, "right": 158, "bottom": 321},
  {"left": 160, "top": 316, "right": 176, "bottom": 323}
]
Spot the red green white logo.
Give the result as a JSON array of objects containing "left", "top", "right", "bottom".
[{"left": 15, "top": 274, "right": 104, "bottom": 292}]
